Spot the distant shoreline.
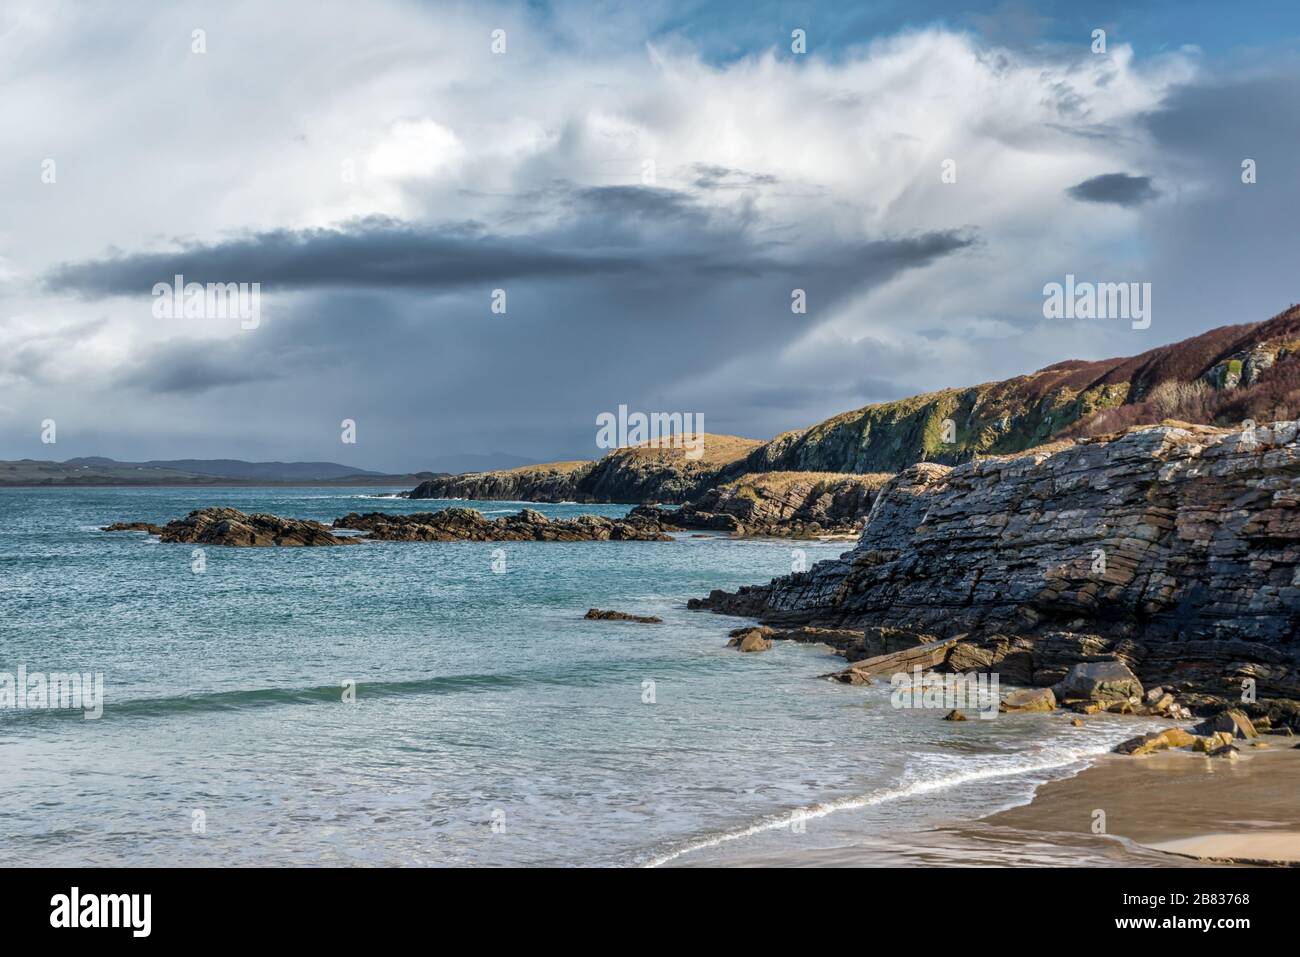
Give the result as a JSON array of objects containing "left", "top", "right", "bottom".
[{"left": 0, "top": 480, "right": 421, "bottom": 489}]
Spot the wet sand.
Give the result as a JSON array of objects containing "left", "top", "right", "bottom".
[
  {"left": 671, "top": 743, "right": 1300, "bottom": 867},
  {"left": 978, "top": 745, "right": 1300, "bottom": 866}
]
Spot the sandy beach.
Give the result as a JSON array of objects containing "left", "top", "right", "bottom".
[
  {"left": 672, "top": 743, "right": 1300, "bottom": 867},
  {"left": 979, "top": 745, "right": 1300, "bottom": 866}
]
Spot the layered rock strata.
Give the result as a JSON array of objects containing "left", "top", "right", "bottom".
[
  {"left": 629, "top": 472, "right": 888, "bottom": 538},
  {"left": 691, "top": 423, "right": 1300, "bottom": 718}
]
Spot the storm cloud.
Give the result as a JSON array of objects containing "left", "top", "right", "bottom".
[{"left": 44, "top": 191, "right": 972, "bottom": 298}]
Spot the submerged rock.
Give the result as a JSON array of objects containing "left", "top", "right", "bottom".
[
  {"left": 584, "top": 609, "right": 663, "bottom": 624},
  {"left": 101, "top": 521, "right": 165, "bottom": 535}
]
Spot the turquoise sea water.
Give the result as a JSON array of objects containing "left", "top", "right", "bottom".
[{"left": 0, "top": 487, "right": 1156, "bottom": 866}]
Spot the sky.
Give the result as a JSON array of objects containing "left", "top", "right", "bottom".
[{"left": 2, "top": 0, "right": 1299, "bottom": 473}]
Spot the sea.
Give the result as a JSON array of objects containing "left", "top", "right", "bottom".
[{"left": 0, "top": 487, "right": 1157, "bottom": 866}]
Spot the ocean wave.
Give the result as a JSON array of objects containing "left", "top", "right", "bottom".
[
  {"left": 281, "top": 493, "right": 405, "bottom": 500},
  {"left": 0, "top": 673, "right": 531, "bottom": 726},
  {"left": 639, "top": 741, "right": 1124, "bottom": 868},
  {"left": 0, "top": 654, "right": 700, "bottom": 727}
]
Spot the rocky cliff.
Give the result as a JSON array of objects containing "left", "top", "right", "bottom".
[
  {"left": 632, "top": 471, "right": 891, "bottom": 537},
  {"left": 692, "top": 422, "right": 1300, "bottom": 714}
]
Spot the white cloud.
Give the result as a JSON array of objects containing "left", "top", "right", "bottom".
[{"left": 365, "top": 118, "right": 467, "bottom": 180}]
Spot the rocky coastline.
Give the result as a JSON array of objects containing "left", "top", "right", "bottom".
[
  {"left": 405, "top": 434, "right": 762, "bottom": 505},
  {"left": 628, "top": 471, "right": 888, "bottom": 538},
  {"left": 104, "top": 505, "right": 672, "bottom": 545},
  {"left": 690, "top": 422, "right": 1300, "bottom": 735}
]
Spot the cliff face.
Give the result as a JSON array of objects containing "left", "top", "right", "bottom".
[
  {"left": 408, "top": 461, "right": 595, "bottom": 502},
  {"left": 633, "top": 471, "right": 891, "bottom": 537},
  {"left": 693, "top": 422, "right": 1300, "bottom": 704}
]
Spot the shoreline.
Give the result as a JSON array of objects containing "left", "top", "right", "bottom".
[
  {"left": 973, "top": 746, "right": 1300, "bottom": 866},
  {"left": 666, "top": 744, "right": 1300, "bottom": 867}
]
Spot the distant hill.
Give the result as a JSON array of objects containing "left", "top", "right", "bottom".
[
  {"left": 0, "top": 457, "right": 441, "bottom": 487},
  {"left": 63, "top": 457, "right": 386, "bottom": 481}
]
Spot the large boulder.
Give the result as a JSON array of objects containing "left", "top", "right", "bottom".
[
  {"left": 727, "top": 627, "right": 774, "bottom": 652},
  {"left": 1054, "top": 660, "right": 1144, "bottom": 704},
  {"left": 1114, "top": 727, "right": 1197, "bottom": 755},
  {"left": 1193, "top": 709, "right": 1259, "bottom": 740},
  {"left": 999, "top": 687, "right": 1057, "bottom": 713}
]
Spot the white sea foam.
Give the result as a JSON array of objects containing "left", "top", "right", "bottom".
[{"left": 641, "top": 743, "right": 1120, "bottom": 868}]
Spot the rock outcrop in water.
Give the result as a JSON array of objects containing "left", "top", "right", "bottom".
[
  {"left": 106, "top": 506, "right": 673, "bottom": 546},
  {"left": 101, "top": 521, "right": 166, "bottom": 535},
  {"left": 103, "top": 508, "right": 355, "bottom": 546},
  {"left": 584, "top": 608, "right": 663, "bottom": 623},
  {"left": 691, "top": 422, "right": 1300, "bottom": 722},
  {"left": 332, "top": 508, "right": 670, "bottom": 541}
]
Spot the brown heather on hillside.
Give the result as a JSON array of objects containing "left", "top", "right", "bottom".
[{"left": 744, "top": 304, "right": 1300, "bottom": 475}]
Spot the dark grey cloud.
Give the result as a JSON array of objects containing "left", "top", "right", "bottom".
[
  {"left": 44, "top": 215, "right": 636, "bottom": 297},
  {"left": 44, "top": 186, "right": 972, "bottom": 300},
  {"left": 1066, "top": 172, "right": 1160, "bottom": 207}
]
